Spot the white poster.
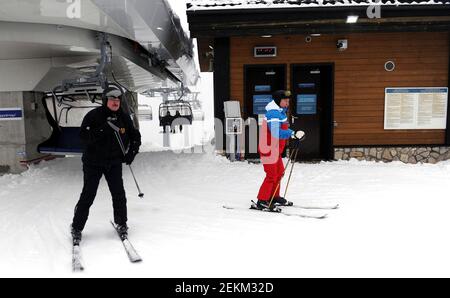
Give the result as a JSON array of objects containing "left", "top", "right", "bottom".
[{"left": 384, "top": 88, "right": 448, "bottom": 130}]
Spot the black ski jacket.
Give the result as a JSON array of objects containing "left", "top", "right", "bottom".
[{"left": 80, "top": 106, "right": 141, "bottom": 166}]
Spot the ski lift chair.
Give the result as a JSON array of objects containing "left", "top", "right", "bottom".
[
  {"left": 138, "top": 104, "right": 153, "bottom": 121},
  {"left": 159, "top": 101, "right": 193, "bottom": 133},
  {"left": 38, "top": 87, "right": 103, "bottom": 155},
  {"left": 173, "top": 101, "right": 193, "bottom": 125}
]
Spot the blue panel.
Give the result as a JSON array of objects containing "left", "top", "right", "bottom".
[
  {"left": 298, "top": 83, "right": 316, "bottom": 89},
  {"left": 253, "top": 94, "right": 273, "bottom": 115},
  {"left": 255, "top": 85, "right": 271, "bottom": 92},
  {"left": 297, "top": 94, "right": 317, "bottom": 115},
  {"left": 0, "top": 108, "right": 22, "bottom": 120},
  {"left": 38, "top": 127, "right": 84, "bottom": 154}
]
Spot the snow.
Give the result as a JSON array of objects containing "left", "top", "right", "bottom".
[
  {"left": 187, "top": 0, "right": 447, "bottom": 11},
  {"left": 2, "top": 148, "right": 450, "bottom": 277}
]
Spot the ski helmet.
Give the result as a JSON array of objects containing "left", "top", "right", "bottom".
[
  {"left": 102, "top": 86, "right": 123, "bottom": 106},
  {"left": 272, "top": 90, "right": 292, "bottom": 106}
]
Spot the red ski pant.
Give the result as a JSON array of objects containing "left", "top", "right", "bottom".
[{"left": 257, "top": 156, "right": 284, "bottom": 201}]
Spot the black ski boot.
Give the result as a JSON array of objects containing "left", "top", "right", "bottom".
[
  {"left": 71, "top": 225, "right": 82, "bottom": 245},
  {"left": 273, "top": 197, "right": 294, "bottom": 207},
  {"left": 253, "top": 200, "right": 281, "bottom": 212},
  {"left": 116, "top": 224, "right": 129, "bottom": 240}
]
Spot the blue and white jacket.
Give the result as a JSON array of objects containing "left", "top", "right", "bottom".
[
  {"left": 259, "top": 100, "right": 294, "bottom": 157},
  {"left": 264, "top": 100, "right": 294, "bottom": 140}
]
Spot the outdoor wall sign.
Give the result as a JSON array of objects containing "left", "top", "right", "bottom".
[
  {"left": 384, "top": 88, "right": 448, "bottom": 130},
  {"left": 254, "top": 46, "right": 277, "bottom": 58},
  {"left": 0, "top": 108, "right": 23, "bottom": 121}
]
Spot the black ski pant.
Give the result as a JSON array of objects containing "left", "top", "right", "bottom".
[{"left": 72, "top": 163, "right": 127, "bottom": 231}]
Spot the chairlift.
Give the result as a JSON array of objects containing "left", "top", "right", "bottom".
[
  {"left": 185, "top": 92, "right": 205, "bottom": 122},
  {"left": 138, "top": 104, "right": 153, "bottom": 121},
  {"left": 159, "top": 101, "right": 193, "bottom": 129},
  {"left": 37, "top": 86, "right": 104, "bottom": 155}
]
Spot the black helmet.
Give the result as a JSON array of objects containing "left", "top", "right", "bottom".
[
  {"left": 272, "top": 90, "right": 292, "bottom": 106},
  {"left": 102, "top": 86, "right": 123, "bottom": 105}
]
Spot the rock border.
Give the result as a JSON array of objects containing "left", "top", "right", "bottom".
[{"left": 334, "top": 147, "right": 450, "bottom": 164}]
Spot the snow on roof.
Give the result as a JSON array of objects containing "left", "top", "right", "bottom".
[{"left": 187, "top": 0, "right": 449, "bottom": 11}]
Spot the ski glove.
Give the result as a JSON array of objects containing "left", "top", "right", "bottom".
[
  {"left": 124, "top": 148, "right": 139, "bottom": 165},
  {"left": 124, "top": 152, "right": 136, "bottom": 165},
  {"left": 292, "top": 130, "right": 306, "bottom": 140}
]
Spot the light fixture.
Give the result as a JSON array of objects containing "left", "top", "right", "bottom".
[
  {"left": 311, "top": 34, "right": 321, "bottom": 37},
  {"left": 346, "top": 15, "right": 359, "bottom": 24},
  {"left": 385, "top": 61, "right": 396, "bottom": 72},
  {"left": 261, "top": 35, "right": 273, "bottom": 38}
]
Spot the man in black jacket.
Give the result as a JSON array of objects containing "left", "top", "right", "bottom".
[{"left": 71, "top": 87, "right": 141, "bottom": 243}]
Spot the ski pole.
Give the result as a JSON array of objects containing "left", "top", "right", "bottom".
[
  {"left": 108, "top": 121, "right": 144, "bottom": 198},
  {"left": 268, "top": 149, "right": 297, "bottom": 208},
  {"left": 127, "top": 164, "right": 144, "bottom": 199},
  {"left": 283, "top": 148, "right": 299, "bottom": 200},
  {"left": 114, "top": 131, "right": 144, "bottom": 199}
]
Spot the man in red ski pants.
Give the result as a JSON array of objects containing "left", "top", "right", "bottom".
[{"left": 257, "top": 90, "right": 305, "bottom": 210}]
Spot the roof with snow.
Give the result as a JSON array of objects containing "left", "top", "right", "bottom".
[
  {"left": 187, "top": 0, "right": 450, "bottom": 11},
  {"left": 187, "top": 0, "right": 450, "bottom": 38}
]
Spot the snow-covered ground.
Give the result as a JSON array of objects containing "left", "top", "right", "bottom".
[
  {"left": 1, "top": 148, "right": 450, "bottom": 278},
  {"left": 1, "top": 0, "right": 449, "bottom": 279}
]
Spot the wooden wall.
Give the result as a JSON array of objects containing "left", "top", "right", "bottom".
[{"left": 229, "top": 32, "right": 449, "bottom": 146}]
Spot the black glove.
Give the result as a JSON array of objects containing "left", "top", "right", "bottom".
[
  {"left": 124, "top": 144, "right": 139, "bottom": 165},
  {"left": 124, "top": 151, "right": 137, "bottom": 165}
]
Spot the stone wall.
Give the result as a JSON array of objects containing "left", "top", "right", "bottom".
[{"left": 334, "top": 147, "right": 450, "bottom": 164}]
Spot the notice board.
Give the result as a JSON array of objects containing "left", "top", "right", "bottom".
[{"left": 384, "top": 88, "right": 448, "bottom": 130}]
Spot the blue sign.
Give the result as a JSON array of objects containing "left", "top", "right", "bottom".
[
  {"left": 253, "top": 94, "right": 273, "bottom": 115},
  {"left": 255, "top": 85, "right": 271, "bottom": 92},
  {"left": 297, "top": 94, "right": 317, "bottom": 115},
  {"left": 298, "top": 83, "right": 316, "bottom": 89},
  {"left": 0, "top": 108, "right": 23, "bottom": 120}
]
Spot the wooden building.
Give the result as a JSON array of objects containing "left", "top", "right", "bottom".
[{"left": 187, "top": 0, "right": 450, "bottom": 163}]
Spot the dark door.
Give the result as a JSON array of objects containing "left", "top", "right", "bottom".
[
  {"left": 244, "top": 65, "right": 286, "bottom": 160},
  {"left": 291, "top": 64, "right": 334, "bottom": 161}
]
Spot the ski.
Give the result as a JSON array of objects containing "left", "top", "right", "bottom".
[
  {"left": 287, "top": 204, "right": 340, "bottom": 210},
  {"left": 223, "top": 203, "right": 328, "bottom": 220},
  {"left": 110, "top": 221, "right": 142, "bottom": 263},
  {"left": 72, "top": 242, "right": 84, "bottom": 272}
]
